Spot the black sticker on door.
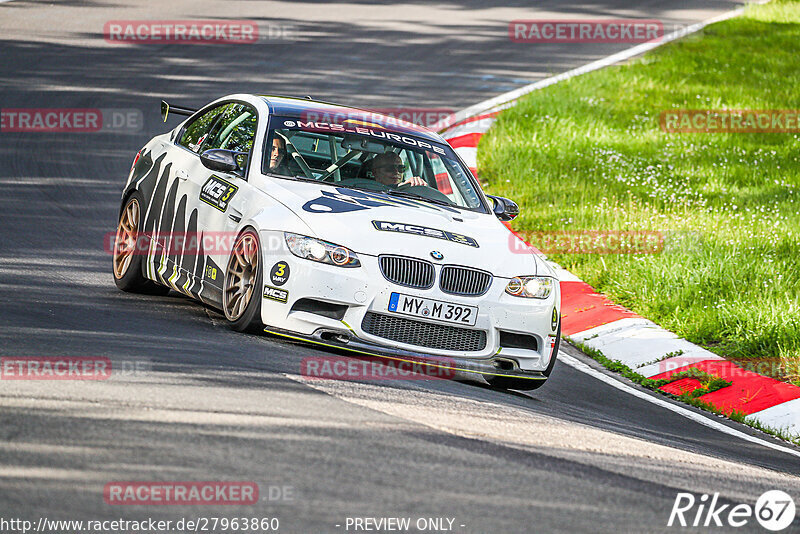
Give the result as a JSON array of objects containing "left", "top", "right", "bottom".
[{"left": 200, "top": 175, "right": 238, "bottom": 212}]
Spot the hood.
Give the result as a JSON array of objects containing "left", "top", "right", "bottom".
[{"left": 265, "top": 179, "right": 542, "bottom": 278}]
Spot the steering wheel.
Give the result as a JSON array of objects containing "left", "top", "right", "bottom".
[{"left": 395, "top": 184, "right": 454, "bottom": 204}]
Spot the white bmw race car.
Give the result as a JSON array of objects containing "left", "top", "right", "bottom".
[{"left": 112, "top": 94, "right": 560, "bottom": 390}]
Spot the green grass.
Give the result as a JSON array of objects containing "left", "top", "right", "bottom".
[{"left": 480, "top": 0, "right": 800, "bottom": 383}]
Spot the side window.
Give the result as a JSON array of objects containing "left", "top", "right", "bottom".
[
  {"left": 178, "top": 104, "right": 229, "bottom": 152},
  {"left": 430, "top": 154, "right": 454, "bottom": 195},
  {"left": 201, "top": 104, "right": 258, "bottom": 172}
]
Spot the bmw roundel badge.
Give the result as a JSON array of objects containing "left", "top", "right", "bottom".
[{"left": 430, "top": 251, "right": 444, "bottom": 260}]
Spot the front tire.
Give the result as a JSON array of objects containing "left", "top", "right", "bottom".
[
  {"left": 223, "top": 228, "right": 264, "bottom": 333},
  {"left": 112, "top": 192, "right": 170, "bottom": 295}
]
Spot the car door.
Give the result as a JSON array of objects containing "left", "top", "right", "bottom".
[
  {"left": 176, "top": 102, "right": 259, "bottom": 305},
  {"left": 151, "top": 102, "right": 231, "bottom": 298}
]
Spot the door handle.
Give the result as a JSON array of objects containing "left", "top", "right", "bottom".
[{"left": 177, "top": 169, "right": 189, "bottom": 181}]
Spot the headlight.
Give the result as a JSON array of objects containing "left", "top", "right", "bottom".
[
  {"left": 284, "top": 233, "right": 361, "bottom": 268},
  {"left": 505, "top": 276, "right": 554, "bottom": 299}
]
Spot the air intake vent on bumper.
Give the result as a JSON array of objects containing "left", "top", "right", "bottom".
[{"left": 361, "top": 312, "right": 487, "bottom": 352}]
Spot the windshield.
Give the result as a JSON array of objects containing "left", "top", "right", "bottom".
[{"left": 262, "top": 115, "right": 486, "bottom": 211}]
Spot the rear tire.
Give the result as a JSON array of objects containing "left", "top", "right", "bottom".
[
  {"left": 487, "top": 324, "right": 561, "bottom": 391},
  {"left": 112, "top": 192, "right": 170, "bottom": 295},
  {"left": 223, "top": 228, "right": 264, "bottom": 333}
]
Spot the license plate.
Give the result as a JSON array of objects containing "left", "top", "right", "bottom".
[{"left": 388, "top": 293, "right": 477, "bottom": 326}]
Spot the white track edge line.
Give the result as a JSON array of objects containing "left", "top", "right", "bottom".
[
  {"left": 559, "top": 353, "right": 800, "bottom": 458},
  {"left": 433, "top": 6, "right": 749, "bottom": 132}
]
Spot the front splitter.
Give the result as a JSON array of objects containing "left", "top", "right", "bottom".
[{"left": 263, "top": 326, "right": 548, "bottom": 384}]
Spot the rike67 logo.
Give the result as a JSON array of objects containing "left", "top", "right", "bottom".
[{"left": 668, "top": 490, "right": 796, "bottom": 531}]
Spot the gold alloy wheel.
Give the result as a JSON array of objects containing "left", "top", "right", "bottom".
[
  {"left": 224, "top": 232, "right": 260, "bottom": 321},
  {"left": 113, "top": 198, "right": 140, "bottom": 279}
]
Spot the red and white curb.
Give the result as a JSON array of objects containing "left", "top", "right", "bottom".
[{"left": 438, "top": 5, "right": 800, "bottom": 441}]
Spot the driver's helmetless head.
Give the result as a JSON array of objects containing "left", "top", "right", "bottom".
[
  {"left": 270, "top": 136, "right": 286, "bottom": 170},
  {"left": 371, "top": 152, "right": 405, "bottom": 186}
]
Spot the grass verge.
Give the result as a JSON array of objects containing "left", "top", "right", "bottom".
[{"left": 479, "top": 0, "right": 800, "bottom": 383}]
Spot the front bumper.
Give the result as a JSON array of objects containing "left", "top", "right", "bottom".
[
  {"left": 260, "top": 231, "right": 560, "bottom": 373},
  {"left": 263, "top": 324, "right": 549, "bottom": 384}
]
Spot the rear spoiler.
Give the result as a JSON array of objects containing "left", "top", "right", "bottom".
[{"left": 161, "top": 100, "right": 197, "bottom": 122}]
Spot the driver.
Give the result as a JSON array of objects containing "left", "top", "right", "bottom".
[
  {"left": 267, "top": 135, "right": 290, "bottom": 175},
  {"left": 370, "top": 152, "right": 426, "bottom": 187}
]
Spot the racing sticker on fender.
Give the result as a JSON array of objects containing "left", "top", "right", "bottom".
[
  {"left": 264, "top": 285, "right": 288, "bottom": 303},
  {"left": 199, "top": 175, "right": 238, "bottom": 212},
  {"left": 372, "top": 221, "right": 479, "bottom": 247},
  {"left": 269, "top": 261, "right": 290, "bottom": 286}
]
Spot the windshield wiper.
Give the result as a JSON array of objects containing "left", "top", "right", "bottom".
[{"left": 385, "top": 189, "right": 457, "bottom": 208}]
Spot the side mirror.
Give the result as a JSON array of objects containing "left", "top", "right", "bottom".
[
  {"left": 487, "top": 195, "right": 520, "bottom": 221},
  {"left": 200, "top": 149, "right": 240, "bottom": 173}
]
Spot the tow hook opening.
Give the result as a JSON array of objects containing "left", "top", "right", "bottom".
[
  {"left": 493, "top": 358, "right": 518, "bottom": 371},
  {"left": 319, "top": 330, "right": 351, "bottom": 344}
]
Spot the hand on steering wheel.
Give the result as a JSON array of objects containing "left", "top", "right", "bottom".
[{"left": 398, "top": 176, "right": 426, "bottom": 187}]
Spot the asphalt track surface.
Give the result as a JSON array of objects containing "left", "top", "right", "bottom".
[{"left": 1, "top": 1, "right": 799, "bottom": 533}]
